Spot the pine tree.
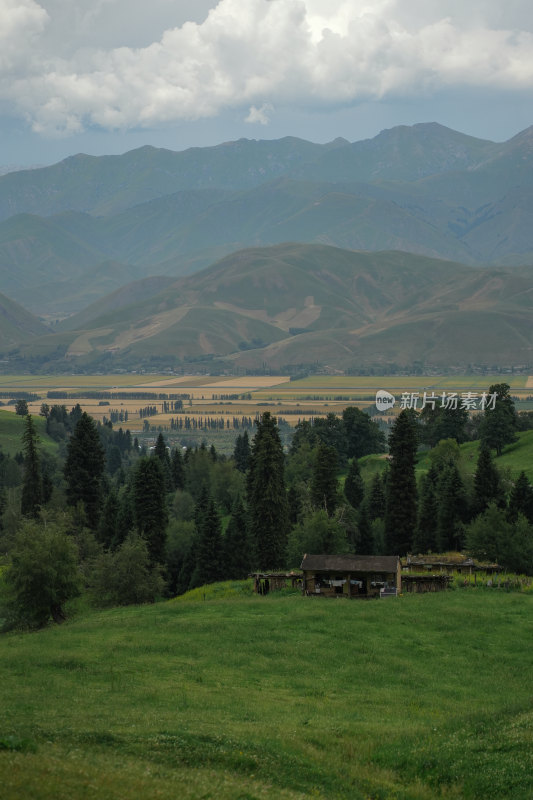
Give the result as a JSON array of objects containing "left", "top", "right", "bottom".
[
  {"left": 311, "top": 443, "right": 339, "bottom": 516},
  {"left": 368, "top": 472, "right": 386, "bottom": 521},
  {"left": 233, "top": 431, "right": 251, "bottom": 472},
  {"left": 344, "top": 458, "right": 365, "bottom": 509},
  {"left": 97, "top": 488, "right": 119, "bottom": 549},
  {"left": 385, "top": 410, "right": 418, "bottom": 555},
  {"left": 132, "top": 456, "right": 168, "bottom": 564},
  {"left": 507, "top": 471, "right": 533, "bottom": 524},
  {"left": 170, "top": 447, "right": 185, "bottom": 490},
  {"left": 64, "top": 412, "right": 105, "bottom": 530},
  {"left": 223, "top": 500, "right": 253, "bottom": 579},
  {"left": 473, "top": 444, "right": 505, "bottom": 515},
  {"left": 413, "top": 465, "right": 439, "bottom": 553},
  {"left": 357, "top": 503, "right": 374, "bottom": 554},
  {"left": 21, "top": 414, "right": 43, "bottom": 519},
  {"left": 480, "top": 382, "right": 518, "bottom": 456},
  {"left": 436, "top": 463, "right": 467, "bottom": 551},
  {"left": 247, "top": 412, "right": 289, "bottom": 568},
  {"left": 190, "top": 496, "right": 223, "bottom": 588},
  {"left": 153, "top": 432, "right": 172, "bottom": 490}
]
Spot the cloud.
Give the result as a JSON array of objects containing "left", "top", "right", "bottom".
[{"left": 1, "top": 0, "right": 533, "bottom": 135}]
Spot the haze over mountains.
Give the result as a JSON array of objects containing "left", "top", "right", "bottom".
[{"left": 0, "top": 122, "right": 532, "bottom": 372}]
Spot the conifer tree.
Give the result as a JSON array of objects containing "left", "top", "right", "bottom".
[
  {"left": 223, "top": 499, "right": 253, "bottom": 578},
  {"left": 170, "top": 447, "right": 185, "bottom": 490},
  {"left": 507, "top": 471, "right": 533, "bottom": 524},
  {"left": 233, "top": 431, "right": 251, "bottom": 472},
  {"left": 132, "top": 456, "right": 168, "bottom": 564},
  {"left": 190, "top": 496, "right": 223, "bottom": 588},
  {"left": 385, "top": 410, "right": 418, "bottom": 555},
  {"left": 247, "top": 412, "right": 289, "bottom": 568},
  {"left": 64, "top": 412, "right": 105, "bottom": 530},
  {"left": 21, "top": 414, "right": 43, "bottom": 519},
  {"left": 154, "top": 432, "right": 172, "bottom": 490},
  {"left": 480, "top": 382, "right": 518, "bottom": 456},
  {"left": 413, "top": 465, "right": 439, "bottom": 553},
  {"left": 357, "top": 503, "right": 374, "bottom": 554},
  {"left": 368, "top": 471, "right": 386, "bottom": 521},
  {"left": 436, "top": 463, "right": 467, "bottom": 551},
  {"left": 311, "top": 443, "right": 339, "bottom": 516},
  {"left": 473, "top": 443, "right": 505, "bottom": 515},
  {"left": 97, "top": 488, "right": 119, "bottom": 549},
  {"left": 344, "top": 457, "right": 365, "bottom": 510}
]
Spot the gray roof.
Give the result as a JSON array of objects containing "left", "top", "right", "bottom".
[{"left": 300, "top": 554, "right": 399, "bottom": 573}]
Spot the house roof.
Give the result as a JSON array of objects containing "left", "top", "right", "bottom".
[{"left": 300, "top": 554, "right": 399, "bottom": 573}]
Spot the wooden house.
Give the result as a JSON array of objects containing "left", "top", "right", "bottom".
[
  {"left": 300, "top": 554, "right": 401, "bottom": 598},
  {"left": 402, "top": 555, "right": 502, "bottom": 575}
]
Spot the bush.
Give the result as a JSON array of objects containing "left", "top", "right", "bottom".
[
  {"left": 89, "top": 532, "right": 166, "bottom": 606},
  {"left": 1, "top": 518, "right": 81, "bottom": 629}
]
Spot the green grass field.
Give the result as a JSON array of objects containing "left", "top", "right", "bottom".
[
  {"left": 359, "top": 429, "right": 533, "bottom": 484},
  {"left": 1, "top": 591, "right": 532, "bottom": 799},
  {"left": 0, "top": 409, "right": 57, "bottom": 456}
]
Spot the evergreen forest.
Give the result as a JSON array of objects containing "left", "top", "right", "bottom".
[{"left": 1, "top": 383, "right": 533, "bottom": 629}]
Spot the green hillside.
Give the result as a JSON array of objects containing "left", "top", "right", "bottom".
[
  {"left": 0, "top": 592, "right": 531, "bottom": 799},
  {"left": 0, "top": 292, "right": 49, "bottom": 348},
  {"left": 360, "top": 429, "right": 533, "bottom": 484},
  {"left": 8, "top": 243, "right": 532, "bottom": 371},
  {"left": 0, "top": 410, "right": 57, "bottom": 456}
]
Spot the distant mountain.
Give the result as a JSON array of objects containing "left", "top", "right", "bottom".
[
  {"left": 0, "top": 292, "right": 50, "bottom": 349},
  {"left": 1, "top": 123, "right": 532, "bottom": 319},
  {"left": 8, "top": 243, "right": 532, "bottom": 372}
]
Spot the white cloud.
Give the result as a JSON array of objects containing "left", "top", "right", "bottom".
[{"left": 1, "top": 0, "right": 533, "bottom": 135}]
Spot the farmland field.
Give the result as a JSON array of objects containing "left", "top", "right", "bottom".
[
  {"left": 0, "top": 590, "right": 532, "bottom": 799},
  {"left": 1, "top": 373, "right": 531, "bottom": 453}
]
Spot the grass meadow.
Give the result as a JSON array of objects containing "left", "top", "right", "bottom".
[{"left": 1, "top": 590, "right": 532, "bottom": 799}]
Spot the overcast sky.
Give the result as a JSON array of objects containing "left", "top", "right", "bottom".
[{"left": 1, "top": 0, "right": 533, "bottom": 166}]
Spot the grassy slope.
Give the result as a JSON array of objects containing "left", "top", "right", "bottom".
[
  {"left": 0, "top": 409, "right": 57, "bottom": 456},
  {"left": 360, "top": 428, "right": 533, "bottom": 484},
  {"left": 0, "top": 591, "right": 532, "bottom": 799}
]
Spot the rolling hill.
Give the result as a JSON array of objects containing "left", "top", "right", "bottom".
[{"left": 6, "top": 243, "right": 531, "bottom": 372}]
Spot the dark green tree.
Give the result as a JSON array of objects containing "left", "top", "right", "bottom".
[
  {"left": 170, "top": 447, "right": 185, "bottom": 490},
  {"left": 154, "top": 432, "right": 172, "bottom": 490},
  {"left": 64, "top": 412, "right": 105, "bottom": 530},
  {"left": 97, "top": 488, "right": 119, "bottom": 549},
  {"left": 15, "top": 399, "right": 28, "bottom": 416},
  {"left": 132, "top": 456, "right": 168, "bottom": 564},
  {"left": 223, "top": 499, "right": 253, "bottom": 579},
  {"left": 190, "top": 496, "right": 223, "bottom": 588},
  {"left": 90, "top": 532, "right": 165, "bottom": 606},
  {"left": 2, "top": 518, "right": 80, "bottom": 628},
  {"left": 286, "top": 510, "right": 348, "bottom": 567},
  {"left": 342, "top": 406, "right": 386, "bottom": 459},
  {"left": 413, "top": 465, "right": 439, "bottom": 553},
  {"left": 21, "top": 415, "right": 43, "bottom": 519},
  {"left": 311, "top": 443, "right": 339, "bottom": 516},
  {"left": 419, "top": 405, "right": 468, "bottom": 447},
  {"left": 385, "top": 410, "right": 418, "bottom": 555},
  {"left": 357, "top": 503, "right": 374, "bottom": 554},
  {"left": 344, "top": 458, "right": 365, "bottom": 510},
  {"left": 247, "top": 412, "right": 289, "bottom": 568},
  {"left": 233, "top": 431, "right": 251, "bottom": 472},
  {"left": 480, "top": 383, "right": 518, "bottom": 456},
  {"left": 507, "top": 471, "right": 533, "bottom": 524},
  {"left": 435, "top": 463, "right": 467, "bottom": 551},
  {"left": 473, "top": 444, "right": 505, "bottom": 515},
  {"left": 368, "top": 471, "right": 386, "bottom": 521}
]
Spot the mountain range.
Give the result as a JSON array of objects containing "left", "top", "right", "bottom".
[{"left": 0, "top": 122, "right": 532, "bottom": 372}]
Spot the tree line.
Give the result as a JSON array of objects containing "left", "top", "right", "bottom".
[{"left": 1, "top": 383, "right": 532, "bottom": 629}]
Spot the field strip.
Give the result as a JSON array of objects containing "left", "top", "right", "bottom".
[{"left": 527, "top": 376, "right": 533, "bottom": 388}]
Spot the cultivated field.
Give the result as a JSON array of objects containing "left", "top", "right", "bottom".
[
  {"left": 0, "top": 374, "right": 531, "bottom": 452},
  {"left": 0, "top": 590, "right": 531, "bottom": 799}
]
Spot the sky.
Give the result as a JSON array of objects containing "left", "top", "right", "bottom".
[{"left": 1, "top": 0, "right": 533, "bottom": 167}]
